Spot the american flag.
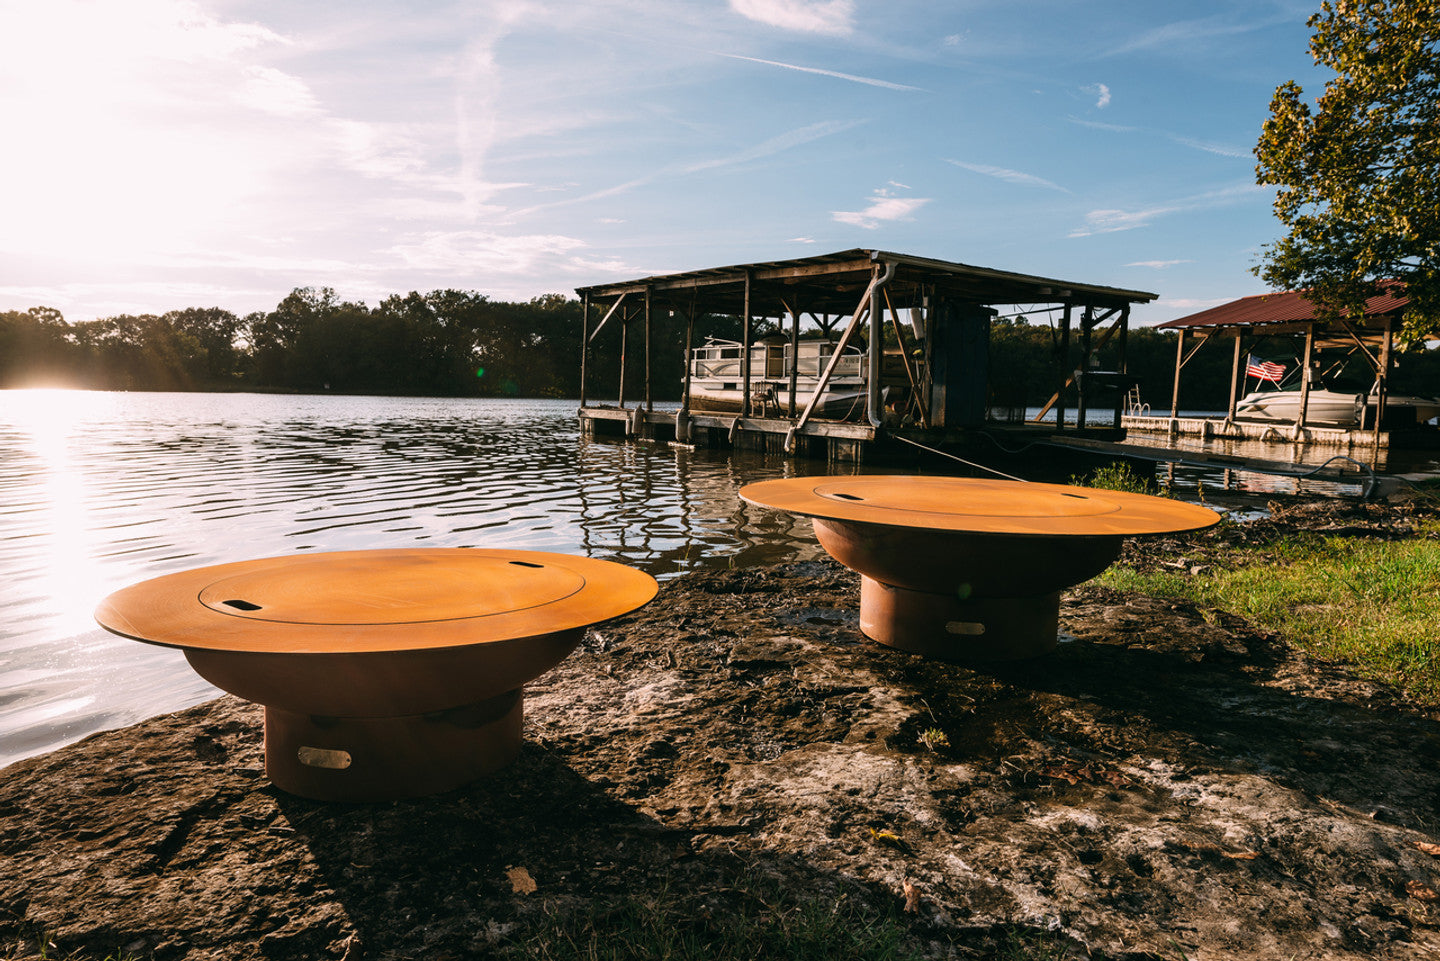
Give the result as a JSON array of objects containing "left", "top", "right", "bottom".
[{"left": 1246, "top": 355, "right": 1285, "bottom": 382}]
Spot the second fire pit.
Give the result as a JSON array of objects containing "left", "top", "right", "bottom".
[{"left": 741, "top": 475, "right": 1219, "bottom": 661}]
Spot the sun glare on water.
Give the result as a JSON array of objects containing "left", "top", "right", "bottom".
[{"left": 6, "top": 389, "right": 114, "bottom": 639}]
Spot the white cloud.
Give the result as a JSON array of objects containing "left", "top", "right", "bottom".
[
  {"left": 1169, "top": 135, "right": 1251, "bottom": 159},
  {"left": 1070, "top": 206, "right": 1179, "bottom": 237},
  {"left": 946, "top": 160, "right": 1068, "bottom": 193},
  {"left": 789, "top": 236, "right": 817, "bottom": 243},
  {"left": 832, "top": 188, "right": 930, "bottom": 229},
  {"left": 1069, "top": 184, "right": 1262, "bottom": 238},
  {"left": 515, "top": 119, "right": 859, "bottom": 218},
  {"left": 722, "top": 53, "right": 922, "bottom": 91},
  {"left": 1125, "top": 259, "right": 1194, "bottom": 269},
  {"left": 1106, "top": 16, "right": 1274, "bottom": 57},
  {"left": 684, "top": 119, "right": 864, "bottom": 173},
  {"left": 389, "top": 230, "right": 589, "bottom": 274},
  {"left": 1087, "top": 83, "right": 1111, "bottom": 108},
  {"left": 237, "top": 66, "right": 319, "bottom": 118},
  {"left": 729, "top": 0, "right": 855, "bottom": 36},
  {"left": 1068, "top": 117, "right": 1137, "bottom": 133}
]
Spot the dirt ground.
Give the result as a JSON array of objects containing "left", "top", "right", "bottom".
[{"left": 2, "top": 496, "right": 1439, "bottom": 959}]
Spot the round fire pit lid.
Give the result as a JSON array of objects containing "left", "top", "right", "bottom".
[
  {"left": 740, "top": 476, "right": 1219, "bottom": 538},
  {"left": 95, "top": 548, "right": 658, "bottom": 654}
]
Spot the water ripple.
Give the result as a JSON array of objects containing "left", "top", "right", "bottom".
[{"left": 0, "top": 391, "right": 841, "bottom": 768}]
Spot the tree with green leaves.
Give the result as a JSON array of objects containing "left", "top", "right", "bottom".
[{"left": 1254, "top": 0, "right": 1439, "bottom": 339}]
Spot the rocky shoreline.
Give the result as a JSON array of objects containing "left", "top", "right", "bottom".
[{"left": 2, "top": 499, "right": 1439, "bottom": 959}]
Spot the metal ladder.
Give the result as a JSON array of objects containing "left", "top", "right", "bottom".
[{"left": 1124, "top": 384, "right": 1149, "bottom": 416}]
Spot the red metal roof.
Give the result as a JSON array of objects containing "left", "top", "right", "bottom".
[{"left": 1157, "top": 287, "right": 1409, "bottom": 329}]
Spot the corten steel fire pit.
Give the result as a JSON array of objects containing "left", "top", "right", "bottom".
[
  {"left": 741, "top": 475, "right": 1219, "bottom": 661},
  {"left": 95, "top": 548, "right": 657, "bottom": 801}
]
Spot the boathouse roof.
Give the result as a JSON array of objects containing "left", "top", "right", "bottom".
[
  {"left": 575, "top": 249, "right": 1156, "bottom": 314},
  {"left": 1156, "top": 287, "right": 1409, "bottom": 336}
]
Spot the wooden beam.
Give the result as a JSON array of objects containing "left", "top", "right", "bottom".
[
  {"left": 791, "top": 272, "right": 881, "bottom": 435},
  {"left": 788, "top": 295, "right": 800, "bottom": 417},
  {"left": 617, "top": 305, "right": 628, "bottom": 409},
  {"left": 883, "top": 286, "right": 925, "bottom": 427},
  {"left": 1170, "top": 328, "right": 1186, "bottom": 418},
  {"left": 644, "top": 286, "right": 652, "bottom": 411},
  {"left": 579, "top": 292, "right": 589, "bottom": 408},
  {"left": 741, "top": 270, "right": 752, "bottom": 417},
  {"left": 1373, "top": 324, "right": 1393, "bottom": 463},
  {"left": 1226, "top": 332, "right": 1243, "bottom": 422},
  {"left": 1077, "top": 305, "right": 1094, "bottom": 428},
  {"left": 587, "top": 292, "right": 627, "bottom": 344},
  {"left": 1111, "top": 304, "right": 1130, "bottom": 427},
  {"left": 1058, "top": 304, "right": 1072, "bottom": 427},
  {"left": 679, "top": 303, "right": 694, "bottom": 415},
  {"left": 1296, "top": 326, "right": 1314, "bottom": 428}
]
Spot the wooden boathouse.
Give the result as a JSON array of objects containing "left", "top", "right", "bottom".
[
  {"left": 576, "top": 249, "right": 1157, "bottom": 463},
  {"left": 1126, "top": 286, "right": 1438, "bottom": 451}
]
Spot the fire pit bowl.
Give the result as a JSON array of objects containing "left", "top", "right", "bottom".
[
  {"left": 741, "top": 475, "right": 1218, "bottom": 661},
  {"left": 95, "top": 548, "right": 657, "bottom": 801}
]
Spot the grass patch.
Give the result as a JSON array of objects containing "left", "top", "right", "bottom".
[
  {"left": 504, "top": 871, "right": 923, "bottom": 961},
  {"left": 1100, "top": 528, "right": 1440, "bottom": 704},
  {"left": 1071, "top": 461, "right": 1163, "bottom": 496},
  {"left": 502, "top": 871, "right": 1086, "bottom": 961}
]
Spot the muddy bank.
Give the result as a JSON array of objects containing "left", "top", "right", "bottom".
[{"left": 2, "top": 498, "right": 1439, "bottom": 959}]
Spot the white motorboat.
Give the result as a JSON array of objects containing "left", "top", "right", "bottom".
[
  {"left": 1235, "top": 384, "right": 1440, "bottom": 427},
  {"left": 1235, "top": 388, "right": 1365, "bottom": 427},
  {"left": 686, "top": 336, "right": 872, "bottom": 418}
]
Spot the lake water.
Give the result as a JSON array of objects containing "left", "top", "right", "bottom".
[
  {"left": 2, "top": 390, "right": 1429, "bottom": 770},
  {"left": 0, "top": 391, "right": 848, "bottom": 769}
]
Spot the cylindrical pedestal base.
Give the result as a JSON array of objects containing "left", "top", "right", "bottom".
[
  {"left": 860, "top": 577, "right": 1061, "bottom": 661},
  {"left": 263, "top": 689, "right": 523, "bottom": 801}
]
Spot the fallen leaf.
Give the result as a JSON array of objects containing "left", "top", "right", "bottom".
[
  {"left": 868, "top": 827, "right": 904, "bottom": 849},
  {"left": 1414, "top": 841, "right": 1440, "bottom": 858},
  {"left": 902, "top": 879, "right": 920, "bottom": 913},
  {"left": 506, "top": 866, "right": 537, "bottom": 895},
  {"left": 1176, "top": 840, "right": 1257, "bottom": 860},
  {"left": 1407, "top": 880, "right": 1438, "bottom": 902}
]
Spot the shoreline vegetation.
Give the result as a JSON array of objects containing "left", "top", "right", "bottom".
[
  {"left": 3, "top": 492, "right": 1439, "bottom": 960},
  {"left": 10, "top": 288, "right": 1440, "bottom": 407},
  {"left": 1086, "top": 465, "right": 1440, "bottom": 706}
]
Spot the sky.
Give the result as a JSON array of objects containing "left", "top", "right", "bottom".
[{"left": 0, "top": 0, "right": 1330, "bottom": 326}]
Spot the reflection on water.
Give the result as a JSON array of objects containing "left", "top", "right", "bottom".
[
  {"left": 0, "top": 391, "right": 847, "bottom": 768},
  {"left": 1122, "top": 421, "right": 1440, "bottom": 499}
]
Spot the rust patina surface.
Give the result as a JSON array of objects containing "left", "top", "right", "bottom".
[
  {"left": 96, "top": 548, "right": 657, "bottom": 801},
  {"left": 741, "top": 475, "right": 1219, "bottom": 660}
]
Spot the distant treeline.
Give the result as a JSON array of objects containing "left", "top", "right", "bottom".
[
  {"left": 0, "top": 288, "right": 703, "bottom": 399},
  {"left": 4, "top": 288, "right": 1438, "bottom": 409}
]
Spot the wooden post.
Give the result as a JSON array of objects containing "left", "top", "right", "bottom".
[
  {"left": 1226, "top": 332, "right": 1243, "bottom": 422},
  {"left": 644, "top": 286, "right": 653, "bottom": 411},
  {"left": 1076, "top": 305, "right": 1093, "bottom": 428},
  {"left": 1057, "top": 304, "right": 1071, "bottom": 429},
  {"left": 1112, "top": 304, "right": 1130, "bottom": 427},
  {"left": 1373, "top": 324, "right": 1393, "bottom": 461},
  {"left": 741, "top": 270, "right": 752, "bottom": 417},
  {"left": 788, "top": 298, "right": 801, "bottom": 417},
  {"left": 1170, "top": 328, "right": 1186, "bottom": 419},
  {"left": 1296, "top": 326, "right": 1314, "bottom": 428},
  {"left": 617, "top": 307, "right": 628, "bottom": 409},
  {"left": 681, "top": 302, "right": 694, "bottom": 413},
  {"left": 579, "top": 293, "right": 589, "bottom": 409}
]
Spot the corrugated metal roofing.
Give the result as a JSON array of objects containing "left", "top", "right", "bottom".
[{"left": 1156, "top": 288, "right": 1408, "bottom": 330}]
